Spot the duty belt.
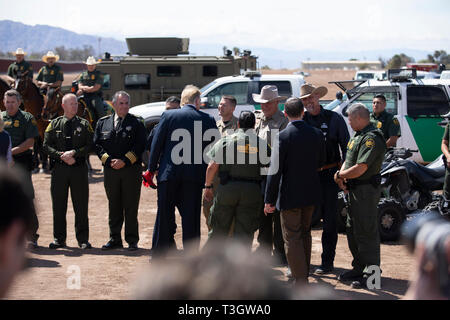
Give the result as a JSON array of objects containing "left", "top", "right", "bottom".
[{"left": 346, "top": 174, "right": 381, "bottom": 190}]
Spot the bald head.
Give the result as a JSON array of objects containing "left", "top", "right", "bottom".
[{"left": 62, "top": 93, "right": 78, "bottom": 119}]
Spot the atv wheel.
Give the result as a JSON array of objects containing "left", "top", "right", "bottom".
[
  {"left": 336, "top": 192, "right": 347, "bottom": 233},
  {"left": 378, "top": 199, "right": 405, "bottom": 242}
]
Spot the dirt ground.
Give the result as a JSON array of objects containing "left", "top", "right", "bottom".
[{"left": 5, "top": 155, "right": 414, "bottom": 300}]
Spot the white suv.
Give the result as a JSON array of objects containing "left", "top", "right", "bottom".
[{"left": 129, "top": 72, "right": 305, "bottom": 129}]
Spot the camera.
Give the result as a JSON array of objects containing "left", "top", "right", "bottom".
[{"left": 401, "top": 212, "right": 450, "bottom": 298}]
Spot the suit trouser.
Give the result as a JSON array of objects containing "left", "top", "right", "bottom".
[
  {"left": 152, "top": 179, "right": 203, "bottom": 253},
  {"left": 13, "top": 160, "right": 39, "bottom": 242},
  {"left": 280, "top": 206, "right": 314, "bottom": 284},
  {"left": 319, "top": 168, "right": 339, "bottom": 268},
  {"left": 346, "top": 184, "right": 381, "bottom": 273},
  {"left": 205, "top": 182, "right": 262, "bottom": 250},
  {"left": 104, "top": 164, "right": 141, "bottom": 244},
  {"left": 51, "top": 163, "right": 89, "bottom": 244}
]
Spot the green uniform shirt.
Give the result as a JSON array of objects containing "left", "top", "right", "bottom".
[
  {"left": 7, "top": 60, "right": 33, "bottom": 79},
  {"left": 36, "top": 64, "right": 64, "bottom": 84},
  {"left": 216, "top": 115, "right": 238, "bottom": 137},
  {"left": 1, "top": 110, "right": 39, "bottom": 149},
  {"left": 344, "top": 123, "right": 386, "bottom": 181},
  {"left": 78, "top": 69, "right": 103, "bottom": 91},
  {"left": 370, "top": 110, "right": 401, "bottom": 141},
  {"left": 43, "top": 115, "right": 94, "bottom": 160},
  {"left": 208, "top": 129, "right": 268, "bottom": 180}
]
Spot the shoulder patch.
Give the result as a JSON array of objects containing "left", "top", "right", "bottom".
[{"left": 365, "top": 138, "right": 375, "bottom": 148}]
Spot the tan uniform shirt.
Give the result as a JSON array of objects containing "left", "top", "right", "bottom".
[
  {"left": 216, "top": 115, "right": 238, "bottom": 137},
  {"left": 255, "top": 110, "right": 289, "bottom": 146}
]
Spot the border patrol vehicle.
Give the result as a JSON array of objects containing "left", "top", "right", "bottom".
[
  {"left": 326, "top": 69, "right": 450, "bottom": 163},
  {"left": 130, "top": 72, "right": 306, "bottom": 130},
  {"left": 96, "top": 38, "right": 257, "bottom": 106}
]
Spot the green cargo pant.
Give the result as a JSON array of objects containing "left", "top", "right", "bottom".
[
  {"left": 207, "top": 182, "right": 262, "bottom": 249},
  {"left": 51, "top": 163, "right": 89, "bottom": 244},
  {"left": 346, "top": 184, "right": 381, "bottom": 274},
  {"left": 104, "top": 164, "right": 141, "bottom": 244}
]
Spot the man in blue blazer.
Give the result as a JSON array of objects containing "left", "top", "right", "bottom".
[
  {"left": 148, "top": 85, "right": 218, "bottom": 256},
  {"left": 264, "top": 97, "right": 325, "bottom": 286}
]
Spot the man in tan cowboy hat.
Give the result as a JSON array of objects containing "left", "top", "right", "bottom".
[
  {"left": 253, "top": 85, "right": 289, "bottom": 266},
  {"left": 6, "top": 48, "right": 33, "bottom": 83},
  {"left": 76, "top": 56, "right": 106, "bottom": 122},
  {"left": 300, "top": 83, "right": 349, "bottom": 276},
  {"left": 36, "top": 51, "right": 64, "bottom": 95}
]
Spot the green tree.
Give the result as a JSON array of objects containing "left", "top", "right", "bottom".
[{"left": 387, "top": 53, "right": 414, "bottom": 69}]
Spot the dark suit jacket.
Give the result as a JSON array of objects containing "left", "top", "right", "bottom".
[
  {"left": 265, "top": 120, "right": 325, "bottom": 211},
  {"left": 149, "top": 104, "right": 218, "bottom": 184}
]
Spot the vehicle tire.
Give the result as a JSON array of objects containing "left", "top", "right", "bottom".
[
  {"left": 378, "top": 198, "right": 405, "bottom": 242},
  {"left": 336, "top": 192, "right": 347, "bottom": 233}
]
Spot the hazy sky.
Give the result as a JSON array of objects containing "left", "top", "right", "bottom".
[{"left": 1, "top": 0, "right": 449, "bottom": 52}]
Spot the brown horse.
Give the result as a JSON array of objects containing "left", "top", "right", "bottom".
[
  {"left": 14, "top": 76, "right": 49, "bottom": 172},
  {"left": 0, "top": 77, "right": 11, "bottom": 110}
]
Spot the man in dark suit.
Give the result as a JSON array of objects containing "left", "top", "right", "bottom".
[
  {"left": 264, "top": 97, "right": 325, "bottom": 286},
  {"left": 148, "top": 85, "right": 218, "bottom": 256}
]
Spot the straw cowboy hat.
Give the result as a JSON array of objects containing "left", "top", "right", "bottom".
[
  {"left": 299, "top": 84, "right": 328, "bottom": 99},
  {"left": 42, "top": 51, "right": 60, "bottom": 63},
  {"left": 85, "top": 56, "right": 98, "bottom": 65},
  {"left": 13, "top": 48, "right": 26, "bottom": 56},
  {"left": 252, "top": 85, "right": 288, "bottom": 103}
]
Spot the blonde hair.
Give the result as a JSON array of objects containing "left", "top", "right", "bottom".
[{"left": 181, "top": 85, "right": 201, "bottom": 106}]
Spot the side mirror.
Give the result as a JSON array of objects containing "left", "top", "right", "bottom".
[
  {"left": 200, "top": 97, "right": 209, "bottom": 109},
  {"left": 336, "top": 91, "right": 343, "bottom": 101}
]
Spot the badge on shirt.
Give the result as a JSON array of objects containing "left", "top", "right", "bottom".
[
  {"left": 14, "top": 120, "right": 20, "bottom": 127},
  {"left": 91, "top": 75, "right": 95, "bottom": 80},
  {"left": 393, "top": 118, "right": 399, "bottom": 126},
  {"left": 126, "top": 126, "right": 132, "bottom": 131},
  {"left": 377, "top": 121, "right": 382, "bottom": 129},
  {"left": 50, "top": 70, "right": 54, "bottom": 75},
  {"left": 365, "top": 138, "right": 375, "bottom": 148},
  {"left": 76, "top": 127, "right": 82, "bottom": 133},
  {"left": 20, "top": 66, "right": 24, "bottom": 70}
]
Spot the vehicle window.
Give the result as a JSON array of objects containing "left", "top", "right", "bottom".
[
  {"left": 203, "top": 66, "right": 218, "bottom": 77},
  {"left": 124, "top": 74, "right": 150, "bottom": 90},
  {"left": 258, "top": 81, "right": 292, "bottom": 97},
  {"left": 200, "top": 81, "right": 217, "bottom": 93},
  {"left": 157, "top": 66, "right": 181, "bottom": 77},
  {"left": 102, "top": 73, "right": 111, "bottom": 89},
  {"left": 351, "top": 92, "right": 398, "bottom": 115},
  {"left": 407, "top": 86, "right": 450, "bottom": 117},
  {"left": 356, "top": 73, "right": 375, "bottom": 80},
  {"left": 205, "top": 82, "right": 248, "bottom": 108}
]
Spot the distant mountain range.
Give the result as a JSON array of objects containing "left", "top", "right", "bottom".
[{"left": 0, "top": 20, "right": 432, "bottom": 69}]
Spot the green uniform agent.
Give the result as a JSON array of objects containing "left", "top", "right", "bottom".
[
  {"left": 94, "top": 113, "right": 146, "bottom": 246},
  {"left": 78, "top": 69, "right": 106, "bottom": 120},
  {"left": 206, "top": 129, "right": 268, "bottom": 248},
  {"left": 1, "top": 109, "right": 40, "bottom": 241},
  {"left": 370, "top": 110, "right": 401, "bottom": 142},
  {"left": 7, "top": 60, "right": 33, "bottom": 79},
  {"left": 36, "top": 64, "right": 64, "bottom": 85},
  {"left": 43, "top": 116, "right": 93, "bottom": 245},
  {"left": 202, "top": 115, "right": 239, "bottom": 230},
  {"left": 442, "top": 123, "right": 450, "bottom": 199},
  {"left": 344, "top": 123, "right": 386, "bottom": 274}
]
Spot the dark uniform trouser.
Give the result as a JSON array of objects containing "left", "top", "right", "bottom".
[
  {"left": 280, "top": 206, "right": 314, "bottom": 283},
  {"left": 444, "top": 168, "right": 450, "bottom": 200},
  {"left": 14, "top": 160, "right": 39, "bottom": 242},
  {"left": 206, "top": 182, "right": 262, "bottom": 249},
  {"left": 86, "top": 94, "right": 106, "bottom": 122},
  {"left": 51, "top": 163, "right": 89, "bottom": 244},
  {"left": 346, "top": 184, "right": 381, "bottom": 273},
  {"left": 319, "top": 168, "right": 339, "bottom": 268},
  {"left": 152, "top": 179, "right": 203, "bottom": 253},
  {"left": 104, "top": 164, "right": 141, "bottom": 244}
]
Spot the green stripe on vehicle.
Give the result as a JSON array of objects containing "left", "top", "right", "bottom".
[{"left": 405, "top": 116, "right": 444, "bottom": 162}]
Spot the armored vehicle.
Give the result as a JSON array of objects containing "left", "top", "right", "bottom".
[{"left": 96, "top": 38, "right": 258, "bottom": 106}]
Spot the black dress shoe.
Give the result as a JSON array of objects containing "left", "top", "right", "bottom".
[
  {"left": 128, "top": 243, "right": 138, "bottom": 251},
  {"left": 79, "top": 242, "right": 92, "bottom": 249},
  {"left": 101, "top": 240, "right": 123, "bottom": 250},
  {"left": 49, "top": 240, "right": 66, "bottom": 249},
  {"left": 314, "top": 266, "right": 334, "bottom": 275},
  {"left": 338, "top": 269, "right": 364, "bottom": 282}
]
